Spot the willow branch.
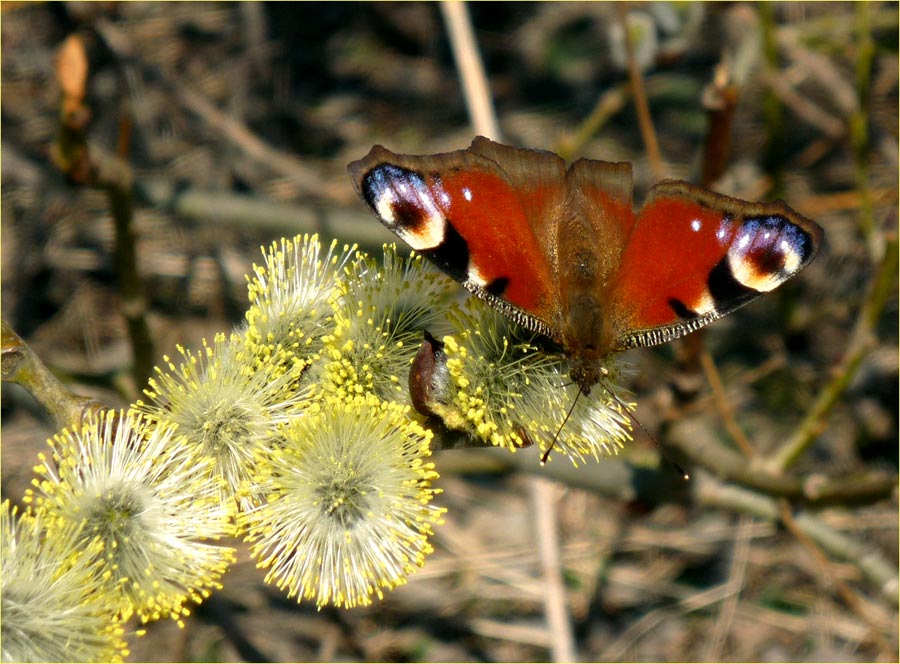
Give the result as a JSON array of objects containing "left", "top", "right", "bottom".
[
  {"left": 137, "top": 180, "right": 395, "bottom": 252},
  {"left": 770, "top": 235, "right": 898, "bottom": 472},
  {"left": 666, "top": 419, "right": 895, "bottom": 507},
  {"left": 695, "top": 473, "right": 898, "bottom": 606},
  {"left": 435, "top": 438, "right": 689, "bottom": 509},
  {"left": 2, "top": 321, "right": 105, "bottom": 431},
  {"left": 50, "top": 34, "right": 154, "bottom": 391},
  {"left": 699, "top": 64, "right": 740, "bottom": 188}
]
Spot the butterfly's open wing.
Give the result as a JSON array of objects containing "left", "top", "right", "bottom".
[
  {"left": 606, "top": 180, "right": 823, "bottom": 350},
  {"left": 348, "top": 137, "right": 569, "bottom": 342}
]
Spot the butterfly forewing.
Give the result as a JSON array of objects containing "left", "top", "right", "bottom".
[
  {"left": 607, "top": 181, "right": 823, "bottom": 350},
  {"left": 348, "top": 140, "right": 569, "bottom": 341}
]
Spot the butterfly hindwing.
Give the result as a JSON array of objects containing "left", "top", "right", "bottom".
[
  {"left": 562, "top": 157, "right": 636, "bottom": 292},
  {"left": 607, "top": 180, "right": 823, "bottom": 350}
]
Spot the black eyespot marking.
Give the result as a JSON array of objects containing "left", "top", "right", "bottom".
[
  {"left": 736, "top": 214, "right": 817, "bottom": 277},
  {"left": 708, "top": 256, "right": 757, "bottom": 308},
  {"left": 741, "top": 215, "right": 792, "bottom": 275},
  {"left": 422, "top": 221, "right": 470, "bottom": 283},
  {"left": 668, "top": 298, "right": 698, "bottom": 320},
  {"left": 486, "top": 277, "right": 510, "bottom": 297},
  {"left": 389, "top": 197, "right": 430, "bottom": 230}
]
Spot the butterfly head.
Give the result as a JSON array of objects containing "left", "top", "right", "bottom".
[{"left": 569, "top": 351, "right": 609, "bottom": 396}]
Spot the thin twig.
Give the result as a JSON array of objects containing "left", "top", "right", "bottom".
[
  {"left": 136, "top": 181, "right": 395, "bottom": 251},
  {"left": 51, "top": 34, "right": 154, "bottom": 390},
  {"left": 435, "top": 419, "right": 895, "bottom": 508},
  {"left": 529, "top": 478, "right": 576, "bottom": 662},
  {"left": 173, "top": 83, "right": 326, "bottom": 189},
  {"left": 699, "top": 351, "right": 755, "bottom": 457},
  {"left": 778, "top": 501, "right": 895, "bottom": 656},
  {"left": 555, "top": 82, "right": 629, "bottom": 161},
  {"left": 702, "top": 515, "right": 753, "bottom": 661},
  {"left": 776, "top": 27, "right": 858, "bottom": 117},
  {"left": 851, "top": 1, "right": 877, "bottom": 250},
  {"left": 93, "top": 17, "right": 326, "bottom": 193},
  {"left": 601, "top": 582, "right": 736, "bottom": 660},
  {"left": 666, "top": 418, "right": 896, "bottom": 506},
  {"left": 469, "top": 618, "right": 551, "bottom": 648},
  {"left": 792, "top": 187, "right": 897, "bottom": 218},
  {"left": 759, "top": 2, "right": 786, "bottom": 197},
  {"left": 439, "top": 1, "right": 501, "bottom": 140},
  {"left": 440, "top": 8, "right": 578, "bottom": 659},
  {"left": 433, "top": 445, "right": 689, "bottom": 507},
  {"left": 617, "top": 3, "right": 663, "bottom": 181},
  {"left": 764, "top": 68, "right": 846, "bottom": 139},
  {"left": 694, "top": 473, "right": 899, "bottom": 606},
  {"left": 675, "top": 354, "right": 787, "bottom": 420},
  {"left": 770, "top": 235, "right": 898, "bottom": 472},
  {"left": 783, "top": 5, "right": 899, "bottom": 42},
  {"left": 792, "top": 512, "right": 899, "bottom": 608}
]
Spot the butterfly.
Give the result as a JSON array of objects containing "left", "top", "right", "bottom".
[{"left": 348, "top": 136, "right": 823, "bottom": 397}]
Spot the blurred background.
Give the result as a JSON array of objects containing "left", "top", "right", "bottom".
[{"left": 2, "top": 2, "right": 897, "bottom": 661}]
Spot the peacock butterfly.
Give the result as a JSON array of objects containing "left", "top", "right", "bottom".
[{"left": 348, "top": 136, "right": 823, "bottom": 396}]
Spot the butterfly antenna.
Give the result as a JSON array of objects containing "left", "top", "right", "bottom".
[
  {"left": 609, "top": 391, "right": 690, "bottom": 480},
  {"left": 541, "top": 388, "right": 582, "bottom": 465}
]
